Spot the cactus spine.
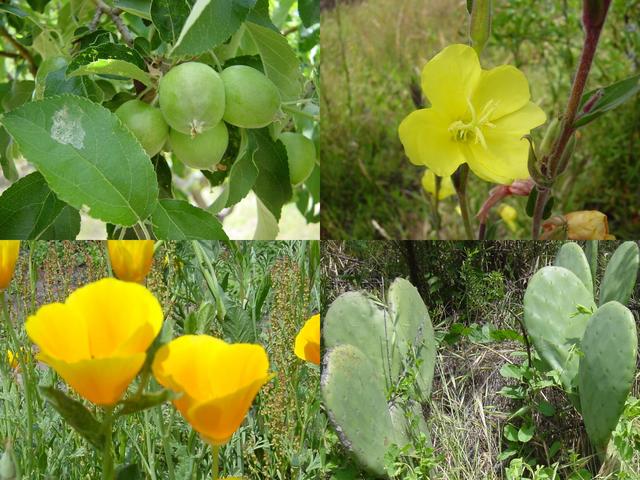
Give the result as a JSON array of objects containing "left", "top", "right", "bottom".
[
  {"left": 524, "top": 241, "right": 639, "bottom": 454},
  {"left": 321, "top": 278, "right": 436, "bottom": 477}
]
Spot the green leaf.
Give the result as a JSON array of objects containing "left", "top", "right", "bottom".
[
  {"left": 298, "top": 0, "right": 319, "bottom": 27},
  {"left": 226, "top": 131, "right": 258, "bottom": 207},
  {"left": 172, "top": 0, "right": 257, "bottom": 57},
  {"left": 250, "top": 128, "right": 292, "bottom": 221},
  {"left": 245, "top": 21, "right": 301, "bottom": 101},
  {"left": 153, "top": 156, "right": 174, "bottom": 199},
  {"left": 575, "top": 74, "right": 640, "bottom": 128},
  {"left": 151, "top": 0, "right": 193, "bottom": 44},
  {"left": 0, "top": 5, "right": 29, "bottom": 17},
  {"left": 117, "top": 390, "right": 175, "bottom": 416},
  {"left": 114, "top": 0, "right": 152, "bottom": 19},
  {"left": 247, "top": 0, "right": 278, "bottom": 30},
  {"left": 151, "top": 199, "right": 228, "bottom": 239},
  {"left": 517, "top": 424, "right": 534, "bottom": 443},
  {"left": 0, "top": 172, "right": 81, "bottom": 239},
  {"left": 39, "top": 386, "right": 105, "bottom": 451},
  {"left": 1, "top": 95, "right": 159, "bottom": 226},
  {"left": 68, "top": 44, "right": 152, "bottom": 86}
]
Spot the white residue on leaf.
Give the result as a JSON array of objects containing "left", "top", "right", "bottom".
[{"left": 51, "top": 105, "right": 85, "bottom": 149}]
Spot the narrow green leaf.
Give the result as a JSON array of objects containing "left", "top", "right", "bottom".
[
  {"left": 117, "top": 390, "right": 175, "bottom": 416},
  {"left": 1, "top": 95, "right": 159, "bottom": 226},
  {"left": 575, "top": 74, "right": 640, "bottom": 128},
  {"left": 151, "top": 199, "right": 228, "bottom": 239},
  {"left": 39, "top": 386, "right": 105, "bottom": 451},
  {"left": 250, "top": 128, "right": 292, "bottom": 221},
  {"left": 172, "top": 0, "right": 257, "bottom": 57},
  {"left": 245, "top": 21, "right": 301, "bottom": 101},
  {"left": 151, "top": 0, "right": 193, "bottom": 44},
  {"left": 0, "top": 172, "right": 81, "bottom": 239}
]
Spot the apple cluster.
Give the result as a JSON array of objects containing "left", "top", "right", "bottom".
[{"left": 115, "top": 62, "right": 316, "bottom": 186}]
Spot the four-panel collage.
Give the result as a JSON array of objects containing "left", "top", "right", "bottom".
[{"left": 0, "top": 0, "right": 638, "bottom": 479}]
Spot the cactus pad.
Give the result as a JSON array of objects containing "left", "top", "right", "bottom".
[
  {"left": 388, "top": 278, "right": 437, "bottom": 396},
  {"left": 321, "top": 344, "right": 399, "bottom": 476},
  {"left": 578, "top": 301, "right": 638, "bottom": 451},
  {"left": 599, "top": 241, "right": 639, "bottom": 307},
  {"left": 523, "top": 266, "right": 596, "bottom": 392},
  {"left": 554, "top": 242, "right": 593, "bottom": 294}
]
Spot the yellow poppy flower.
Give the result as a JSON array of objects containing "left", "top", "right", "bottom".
[
  {"left": 399, "top": 44, "right": 546, "bottom": 184},
  {"left": 498, "top": 204, "right": 518, "bottom": 232},
  {"left": 152, "top": 335, "right": 272, "bottom": 446},
  {"left": 294, "top": 314, "right": 320, "bottom": 365},
  {"left": 421, "top": 170, "right": 456, "bottom": 200},
  {"left": 107, "top": 240, "right": 155, "bottom": 283},
  {"left": 7, "top": 349, "right": 19, "bottom": 370},
  {"left": 26, "top": 278, "right": 163, "bottom": 405},
  {"left": 0, "top": 241, "right": 20, "bottom": 291}
]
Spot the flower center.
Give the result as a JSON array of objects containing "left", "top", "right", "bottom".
[{"left": 448, "top": 99, "right": 498, "bottom": 149}]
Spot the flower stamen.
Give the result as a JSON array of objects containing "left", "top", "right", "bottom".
[{"left": 448, "top": 99, "right": 498, "bottom": 149}]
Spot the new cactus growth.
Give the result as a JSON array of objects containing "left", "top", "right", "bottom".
[
  {"left": 524, "top": 241, "right": 639, "bottom": 454},
  {"left": 321, "top": 278, "right": 436, "bottom": 477}
]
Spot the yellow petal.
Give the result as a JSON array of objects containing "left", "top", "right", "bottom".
[
  {"left": 152, "top": 335, "right": 272, "bottom": 444},
  {"left": 465, "top": 133, "right": 530, "bottom": 184},
  {"left": 41, "top": 353, "right": 146, "bottom": 405},
  {"left": 107, "top": 240, "right": 155, "bottom": 283},
  {"left": 421, "top": 44, "right": 481, "bottom": 118},
  {"left": 66, "top": 278, "right": 163, "bottom": 358},
  {"left": 295, "top": 314, "right": 320, "bottom": 365},
  {"left": 492, "top": 102, "right": 547, "bottom": 135},
  {"left": 399, "top": 108, "right": 465, "bottom": 177},
  {"left": 187, "top": 374, "right": 270, "bottom": 445},
  {"left": 0, "top": 241, "right": 20, "bottom": 291},
  {"left": 565, "top": 211, "right": 612, "bottom": 240},
  {"left": 472, "top": 65, "right": 531, "bottom": 120},
  {"left": 26, "top": 303, "right": 91, "bottom": 363},
  {"left": 421, "top": 170, "right": 456, "bottom": 200}
]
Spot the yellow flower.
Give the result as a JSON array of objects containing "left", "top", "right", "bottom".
[
  {"left": 499, "top": 204, "right": 518, "bottom": 232},
  {"left": 7, "top": 349, "right": 19, "bottom": 370},
  {"left": 26, "top": 278, "right": 163, "bottom": 405},
  {"left": 152, "top": 335, "right": 272, "bottom": 446},
  {"left": 294, "top": 314, "right": 320, "bottom": 365},
  {"left": 0, "top": 241, "right": 20, "bottom": 291},
  {"left": 421, "top": 170, "right": 456, "bottom": 200},
  {"left": 107, "top": 240, "right": 155, "bottom": 283},
  {"left": 399, "top": 44, "right": 546, "bottom": 184}
]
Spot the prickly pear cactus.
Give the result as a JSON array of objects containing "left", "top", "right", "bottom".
[
  {"left": 525, "top": 241, "right": 639, "bottom": 454},
  {"left": 554, "top": 242, "right": 593, "bottom": 293},
  {"left": 578, "top": 302, "right": 638, "bottom": 452},
  {"left": 598, "top": 241, "right": 639, "bottom": 306},
  {"left": 321, "top": 278, "right": 436, "bottom": 477},
  {"left": 523, "top": 265, "right": 595, "bottom": 392}
]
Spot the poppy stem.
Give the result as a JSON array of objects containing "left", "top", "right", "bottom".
[
  {"left": 211, "top": 444, "right": 220, "bottom": 480},
  {"left": 102, "top": 408, "right": 115, "bottom": 480},
  {"left": 452, "top": 164, "right": 474, "bottom": 239}
]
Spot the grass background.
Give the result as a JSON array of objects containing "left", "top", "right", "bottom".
[
  {"left": 320, "top": 240, "right": 640, "bottom": 479},
  {"left": 320, "top": 0, "right": 640, "bottom": 239},
  {"left": 0, "top": 240, "right": 321, "bottom": 479}
]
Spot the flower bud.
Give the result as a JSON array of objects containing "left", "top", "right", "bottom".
[
  {"left": 498, "top": 205, "right": 518, "bottom": 232},
  {"left": 544, "top": 210, "right": 614, "bottom": 240},
  {"left": 539, "top": 117, "right": 561, "bottom": 158},
  {"left": 0, "top": 241, "right": 20, "bottom": 291},
  {"left": 583, "top": 0, "right": 612, "bottom": 30},
  {"left": 469, "top": 0, "right": 492, "bottom": 54}
]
